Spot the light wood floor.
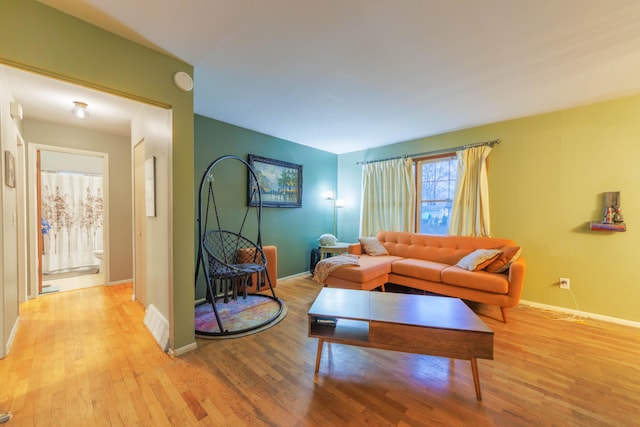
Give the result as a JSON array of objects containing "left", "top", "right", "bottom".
[{"left": 1, "top": 276, "right": 639, "bottom": 426}]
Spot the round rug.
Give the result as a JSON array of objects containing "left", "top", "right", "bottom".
[{"left": 195, "top": 294, "right": 287, "bottom": 339}]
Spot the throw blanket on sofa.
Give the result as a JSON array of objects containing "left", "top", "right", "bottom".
[{"left": 313, "top": 254, "right": 360, "bottom": 283}]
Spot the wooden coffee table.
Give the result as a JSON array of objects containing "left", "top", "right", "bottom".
[{"left": 308, "top": 288, "right": 494, "bottom": 400}]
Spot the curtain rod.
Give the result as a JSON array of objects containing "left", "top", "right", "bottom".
[{"left": 356, "top": 138, "right": 501, "bottom": 166}]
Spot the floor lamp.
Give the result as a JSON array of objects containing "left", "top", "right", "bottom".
[{"left": 323, "top": 190, "right": 344, "bottom": 237}]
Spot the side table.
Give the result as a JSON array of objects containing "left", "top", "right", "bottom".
[{"left": 319, "top": 242, "right": 350, "bottom": 259}]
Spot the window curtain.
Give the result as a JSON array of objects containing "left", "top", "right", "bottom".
[
  {"left": 41, "top": 171, "right": 103, "bottom": 273},
  {"left": 448, "top": 145, "right": 493, "bottom": 237},
  {"left": 360, "top": 158, "right": 415, "bottom": 237}
]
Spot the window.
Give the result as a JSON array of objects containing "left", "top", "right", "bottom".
[{"left": 416, "top": 155, "right": 457, "bottom": 235}]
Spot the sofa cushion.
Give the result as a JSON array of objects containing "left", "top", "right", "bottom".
[
  {"left": 358, "top": 237, "right": 389, "bottom": 256},
  {"left": 390, "top": 258, "right": 448, "bottom": 282},
  {"left": 441, "top": 266, "right": 509, "bottom": 294},
  {"left": 326, "top": 255, "right": 401, "bottom": 282},
  {"left": 455, "top": 249, "right": 502, "bottom": 271},
  {"left": 485, "top": 245, "right": 522, "bottom": 273}
]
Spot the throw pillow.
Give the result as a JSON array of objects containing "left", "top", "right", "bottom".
[
  {"left": 358, "top": 237, "right": 389, "bottom": 256},
  {"left": 456, "top": 249, "right": 502, "bottom": 271},
  {"left": 485, "top": 245, "right": 522, "bottom": 273}
]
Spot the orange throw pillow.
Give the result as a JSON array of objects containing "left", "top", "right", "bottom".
[{"left": 485, "top": 245, "right": 522, "bottom": 273}]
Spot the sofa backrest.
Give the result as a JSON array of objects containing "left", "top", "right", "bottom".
[{"left": 376, "top": 231, "right": 514, "bottom": 265}]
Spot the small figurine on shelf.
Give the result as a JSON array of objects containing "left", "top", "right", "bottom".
[
  {"left": 604, "top": 206, "right": 613, "bottom": 224},
  {"left": 613, "top": 207, "right": 625, "bottom": 224}
]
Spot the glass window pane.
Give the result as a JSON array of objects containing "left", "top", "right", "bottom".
[
  {"left": 417, "top": 156, "right": 457, "bottom": 235},
  {"left": 419, "top": 201, "right": 452, "bottom": 235},
  {"left": 422, "top": 182, "right": 435, "bottom": 200},
  {"left": 434, "top": 181, "right": 449, "bottom": 200},
  {"left": 422, "top": 162, "right": 435, "bottom": 178}
]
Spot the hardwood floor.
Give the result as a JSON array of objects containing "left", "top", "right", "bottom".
[{"left": 1, "top": 276, "right": 639, "bottom": 426}]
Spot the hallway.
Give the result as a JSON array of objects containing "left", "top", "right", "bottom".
[{"left": 0, "top": 283, "right": 169, "bottom": 425}]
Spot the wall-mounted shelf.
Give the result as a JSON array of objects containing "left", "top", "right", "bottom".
[
  {"left": 590, "top": 191, "right": 626, "bottom": 232},
  {"left": 589, "top": 222, "right": 626, "bottom": 232}
]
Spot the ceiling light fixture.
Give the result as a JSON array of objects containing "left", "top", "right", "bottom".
[{"left": 72, "top": 101, "right": 89, "bottom": 120}]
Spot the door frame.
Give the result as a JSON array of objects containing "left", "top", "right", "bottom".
[
  {"left": 16, "top": 130, "right": 28, "bottom": 303},
  {"left": 132, "top": 138, "right": 146, "bottom": 305},
  {"left": 27, "top": 144, "right": 109, "bottom": 298}
]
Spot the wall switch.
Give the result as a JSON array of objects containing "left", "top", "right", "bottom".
[{"left": 560, "top": 277, "right": 570, "bottom": 289}]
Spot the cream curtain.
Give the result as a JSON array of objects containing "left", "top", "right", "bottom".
[
  {"left": 360, "top": 158, "right": 415, "bottom": 237},
  {"left": 448, "top": 146, "right": 493, "bottom": 237}
]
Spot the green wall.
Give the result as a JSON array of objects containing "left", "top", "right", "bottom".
[
  {"left": 1, "top": 0, "right": 195, "bottom": 350},
  {"left": 339, "top": 94, "right": 640, "bottom": 322},
  {"left": 194, "top": 115, "right": 337, "bottom": 294}
]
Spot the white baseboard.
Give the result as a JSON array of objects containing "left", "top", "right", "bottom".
[
  {"left": 3, "top": 317, "right": 20, "bottom": 357},
  {"left": 143, "top": 304, "right": 170, "bottom": 351},
  {"left": 520, "top": 299, "right": 640, "bottom": 328},
  {"left": 279, "top": 271, "right": 311, "bottom": 281},
  {"left": 107, "top": 279, "right": 132, "bottom": 286},
  {"left": 170, "top": 341, "right": 198, "bottom": 357}
]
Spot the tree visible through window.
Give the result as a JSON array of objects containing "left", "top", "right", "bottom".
[{"left": 416, "top": 155, "right": 457, "bottom": 235}]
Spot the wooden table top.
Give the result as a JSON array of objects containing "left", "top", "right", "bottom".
[
  {"left": 309, "top": 287, "right": 492, "bottom": 333},
  {"left": 320, "top": 242, "right": 350, "bottom": 249}
]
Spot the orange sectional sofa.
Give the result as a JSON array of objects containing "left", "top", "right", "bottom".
[{"left": 322, "top": 231, "right": 526, "bottom": 322}]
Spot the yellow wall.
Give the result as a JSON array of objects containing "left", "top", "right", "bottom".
[{"left": 339, "top": 94, "right": 640, "bottom": 322}]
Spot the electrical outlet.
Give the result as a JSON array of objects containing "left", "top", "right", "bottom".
[{"left": 560, "top": 277, "right": 570, "bottom": 289}]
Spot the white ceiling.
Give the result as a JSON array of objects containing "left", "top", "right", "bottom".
[
  {"left": 3, "top": 65, "right": 142, "bottom": 137},
  {"left": 18, "top": 0, "right": 640, "bottom": 153}
]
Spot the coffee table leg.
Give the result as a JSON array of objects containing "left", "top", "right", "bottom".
[
  {"left": 470, "top": 358, "right": 482, "bottom": 401},
  {"left": 314, "top": 339, "right": 324, "bottom": 374}
]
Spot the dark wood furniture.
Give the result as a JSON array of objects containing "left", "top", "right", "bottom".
[{"left": 308, "top": 288, "right": 494, "bottom": 400}]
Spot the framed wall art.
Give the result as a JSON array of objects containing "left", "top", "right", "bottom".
[
  {"left": 248, "top": 154, "right": 302, "bottom": 208},
  {"left": 4, "top": 151, "right": 15, "bottom": 188}
]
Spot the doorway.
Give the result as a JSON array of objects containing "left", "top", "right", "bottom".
[
  {"left": 38, "top": 149, "right": 106, "bottom": 294},
  {"left": 2, "top": 64, "right": 175, "bottom": 358}
]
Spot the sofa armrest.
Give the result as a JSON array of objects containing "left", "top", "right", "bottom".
[
  {"left": 506, "top": 257, "right": 526, "bottom": 307},
  {"left": 348, "top": 243, "right": 363, "bottom": 255}
]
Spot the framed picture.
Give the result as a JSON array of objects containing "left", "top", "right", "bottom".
[
  {"left": 248, "top": 154, "right": 302, "bottom": 208},
  {"left": 4, "top": 151, "right": 15, "bottom": 188}
]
